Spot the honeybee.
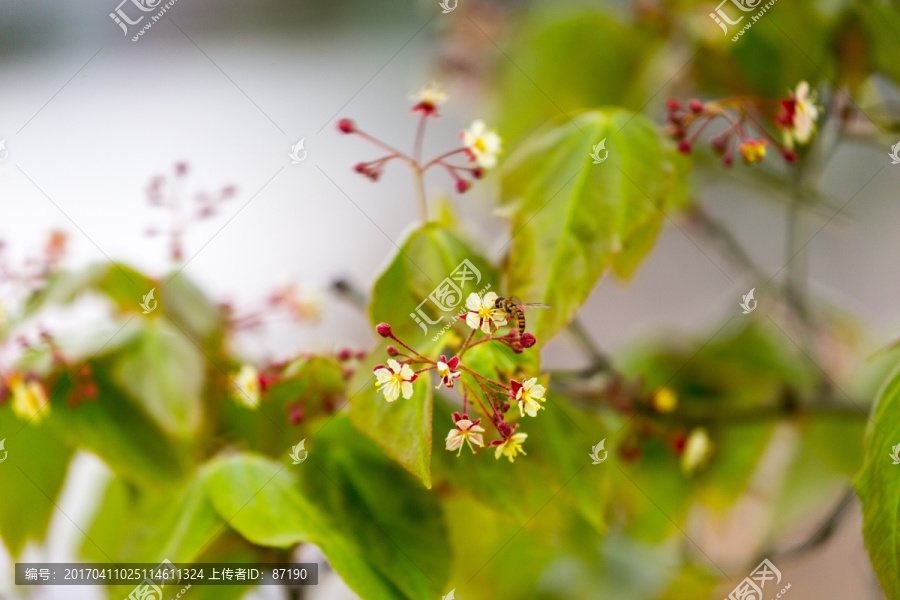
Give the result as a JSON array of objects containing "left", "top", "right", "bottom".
[{"left": 493, "top": 296, "right": 550, "bottom": 335}]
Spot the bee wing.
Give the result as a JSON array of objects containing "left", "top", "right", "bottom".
[{"left": 508, "top": 296, "right": 550, "bottom": 309}]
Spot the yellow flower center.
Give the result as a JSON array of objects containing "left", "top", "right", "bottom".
[{"left": 474, "top": 137, "right": 487, "bottom": 152}]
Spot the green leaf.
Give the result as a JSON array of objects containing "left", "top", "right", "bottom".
[
  {"left": 526, "top": 395, "right": 610, "bottom": 532},
  {"left": 497, "top": 9, "right": 659, "bottom": 143},
  {"left": 370, "top": 223, "right": 499, "bottom": 358},
  {"left": 349, "top": 354, "right": 433, "bottom": 488},
  {"left": 774, "top": 413, "right": 866, "bottom": 533},
  {"left": 159, "top": 273, "right": 226, "bottom": 343},
  {"left": 24, "top": 263, "right": 154, "bottom": 316},
  {"left": 856, "top": 366, "right": 900, "bottom": 599},
  {"left": 0, "top": 409, "right": 74, "bottom": 556},
  {"left": 81, "top": 474, "right": 222, "bottom": 564},
  {"left": 355, "top": 223, "right": 499, "bottom": 486},
  {"left": 110, "top": 320, "right": 205, "bottom": 437},
  {"left": 500, "top": 110, "right": 690, "bottom": 342},
  {"left": 45, "top": 372, "right": 191, "bottom": 486},
  {"left": 300, "top": 416, "right": 451, "bottom": 599},
  {"left": 204, "top": 453, "right": 415, "bottom": 600},
  {"left": 432, "top": 392, "right": 608, "bottom": 532}
]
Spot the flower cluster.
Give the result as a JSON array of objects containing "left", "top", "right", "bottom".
[
  {"left": 145, "top": 162, "right": 237, "bottom": 261},
  {"left": 666, "top": 81, "right": 820, "bottom": 166},
  {"left": 338, "top": 83, "right": 502, "bottom": 195},
  {"left": 372, "top": 291, "right": 541, "bottom": 462}
]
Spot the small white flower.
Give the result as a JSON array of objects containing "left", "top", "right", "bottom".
[
  {"left": 464, "top": 291, "right": 508, "bottom": 334},
  {"left": 513, "top": 377, "right": 546, "bottom": 417},
  {"left": 445, "top": 419, "right": 485, "bottom": 455},
  {"left": 462, "top": 120, "right": 502, "bottom": 169},
  {"left": 779, "top": 81, "right": 819, "bottom": 149},
  {"left": 374, "top": 359, "right": 416, "bottom": 402},
  {"left": 410, "top": 82, "right": 448, "bottom": 114},
  {"left": 233, "top": 364, "right": 261, "bottom": 408}
]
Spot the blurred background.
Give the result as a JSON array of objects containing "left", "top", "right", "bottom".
[{"left": 0, "top": 0, "right": 898, "bottom": 598}]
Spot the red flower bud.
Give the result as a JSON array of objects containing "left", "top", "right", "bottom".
[
  {"left": 689, "top": 99, "right": 704, "bottom": 113},
  {"left": 82, "top": 382, "right": 98, "bottom": 400},
  {"left": 520, "top": 332, "right": 536, "bottom": 348},
  {"left": 677, "top": 140, "right": 692, "bottom": 154},
  {"left": 722, "top": 153, "right": 734, "bottom": 167},
  {"left": 337, "top": 348, "right": 352, "bottom": 361},
  {"left": 376, "top": 323, "right": 392, "bottom": 337},
  {"left": 472, "top": 167, "right": 485, "bottom": 179},
  {"left": 288, "top": 403, "right": 304, "bottom": 425},
  {"left": 456, "top": 179, "right": 471, "bottom": 193},
  {"left": 338, "top": 118, "right": 355, "bottom": 133},
  {"left": 497, "top": 420, "right": 513, "bottom": 438},
  {"left": 782, "top": 149, "right": 798, "bottom": 163},
  {"left": 386, "top": 345, "right": 400, "bottom": 356},
  {"left": 666, "top": 98, "right": 681, "bottom": 112}
]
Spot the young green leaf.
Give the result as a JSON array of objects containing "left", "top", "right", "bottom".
[
  {"left": 856, "top": 366, "right": 900, "bottom": 600},
  {"left": 499, "top": 109, "right": 690, "bottom": 342},
  {"left": 354, "top": 224, "right": 499, "bottom": 487}
]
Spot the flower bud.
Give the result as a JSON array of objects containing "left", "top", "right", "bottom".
[
  {"left": 376, "top": 323, "right": 392, "bottom": 337},
  {"left": 338, "top": 118, "right": 355, "bottom": 133},
  {"left": 386, "top": 345, "right": 400, "bottom": 356},
  {"left": 472, "top": 167, "right": 485, "bottom": 179},
  {"left": 651, "top": 387, "right": 677, "bottom": 413},
  {"left": 680, "top": 427, "right": 713, "bottom": 474},
  {"left": 677, "top": 140, "right": 692, "bottom": 154},
  {"left": 456, "top": 179, "right": 471, "bottom": 193},
  {"left": 81, "top": 382, "right": 98, "bottom": 400},
  {"left": 288, "top": 403, "right": 304, "bottom": 425},
  {"left": 497, "top": 420, "right": 513, "bottom": 438},
  {"left": 500, "top": 401, "right": 511, "bottom": 413},
  {"left": 666, "top": 98, "right": 681, "bottom": 112},
  {"left": 520, "top": 332, "right": 536, "bottom": 348},
  {"left": 689, "top": 99, "right": 703, "bottom": 113},
  {"left": 782, "top": 149, "right": 798, "bottom": 163},
  {"left": 337, "top": 348, "right": 352, "bottom": 361}
]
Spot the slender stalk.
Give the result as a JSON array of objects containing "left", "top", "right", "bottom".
[
  {"left": 784, "top": 164, "right": 813, "bottom": 348},
  {"left": 412, "top": 115, "right": 429, "bottom": 223},
  {"left": 413, "top": 168, "right": 428, "bottom": 224}
]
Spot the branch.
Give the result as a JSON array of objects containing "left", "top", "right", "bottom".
[
  {"left": 563, "top": 317, "right": 613, "bottom": 376},
  {"left": 685, "top": 205, "right": 768, "bottom": 282}
]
